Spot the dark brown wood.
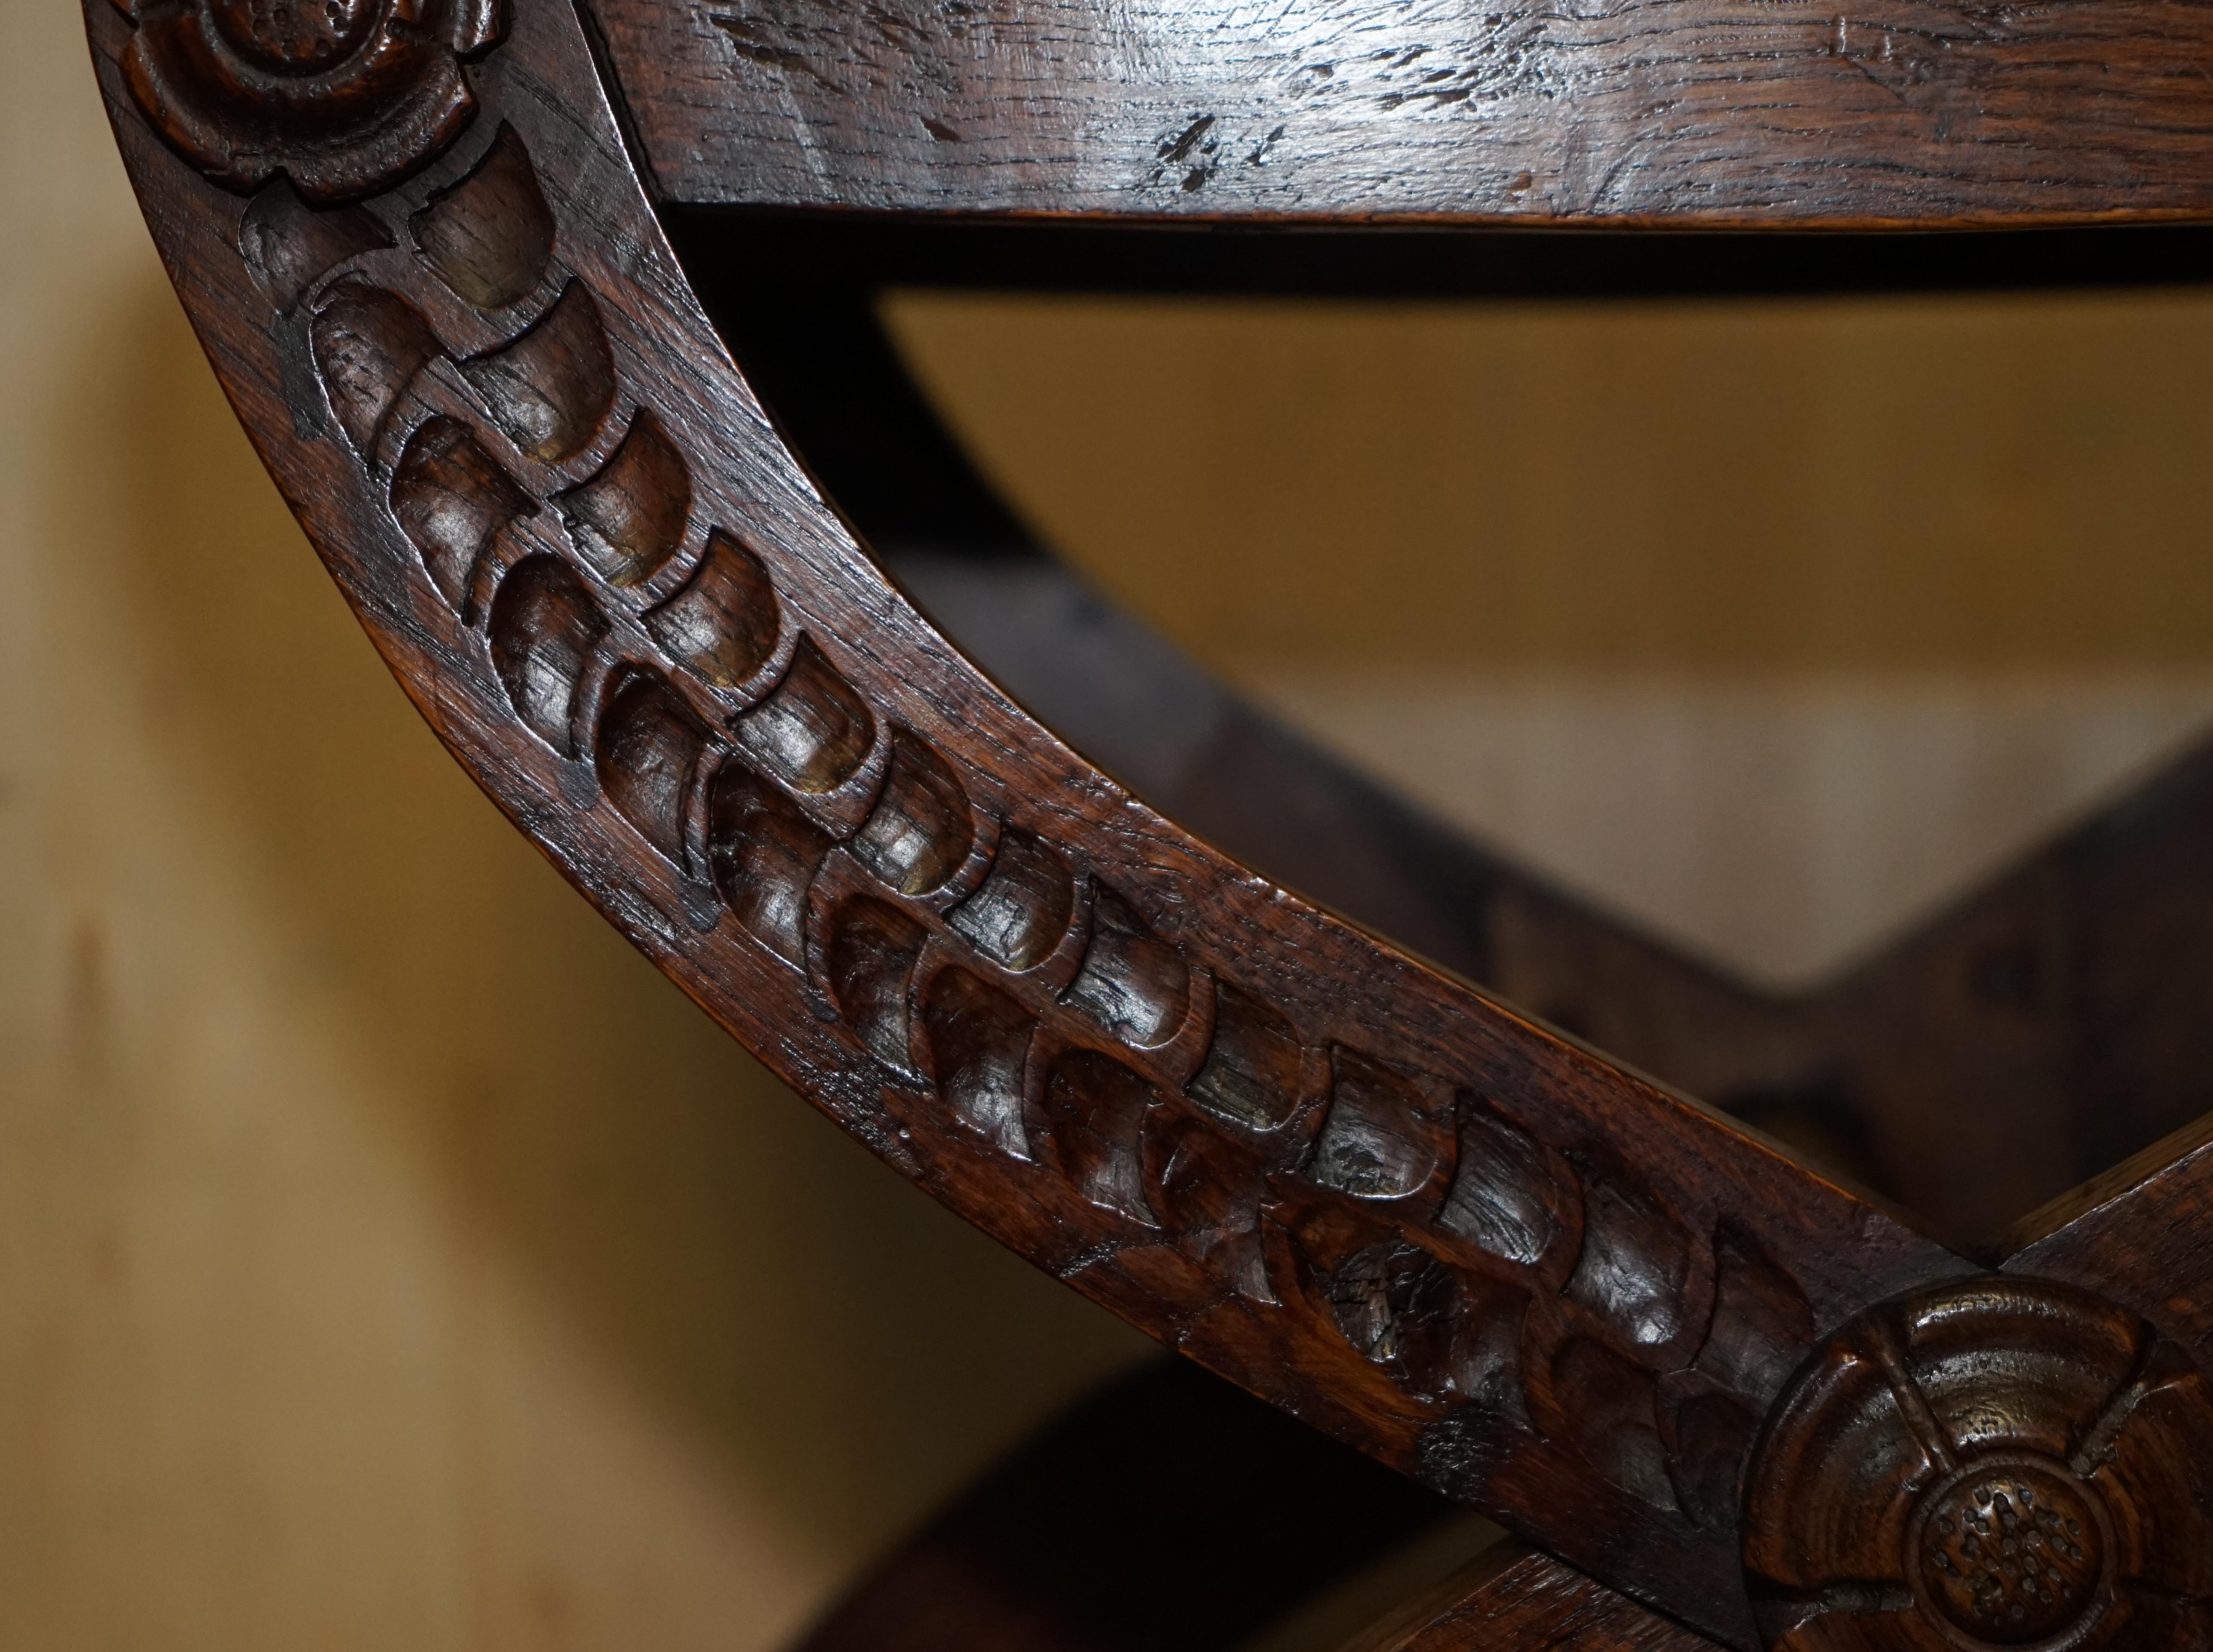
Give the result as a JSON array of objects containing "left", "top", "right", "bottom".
[
  {"left": 1743, "top": 1275, "right": 2213, "bottom": 1648},
  {"left": 849, "top": 542, "right": 2213, "bottom": 1244},
  {"left": 85, "top": 0, "right": 2213, "bottom": 1647},
  {"left": 1344, "top": 1543, "right": 1718, "bottom": 1652},
  {"left": 84, "top": 0, "right": 1987, "bottom": 1640},
  {"left": 2000, "top": 1119, "right": 2213, "bottom": 1370},
  {"left": 687, "top": 215, "right": 2213, "bottom": 1243},
  {"left": 586, "top": 0, "right": 2213, "bottom": 225},
  {"left": 121, "top": 0, "right": 502, "bottom": 200}
]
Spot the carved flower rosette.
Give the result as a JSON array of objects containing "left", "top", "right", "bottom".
[
  {"left": 1744, "top": 1278, "right": 2213, "bottom": 1652},
  {"left": 119, "top": 0, "right": 503, "bottom": 201}
]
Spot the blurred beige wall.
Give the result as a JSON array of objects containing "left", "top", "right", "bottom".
[
  {"left": 0, "top": 9, "right": 1147, "bottom": 1650},
  {"left": 889, "top": 289, "right": 2213, "bottom": 676},
  {"left": 885, "top": 289, "right": 2213, "bottom": 985}
]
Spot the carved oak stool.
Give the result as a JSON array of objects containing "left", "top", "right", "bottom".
[{"left": 81, "top": 0, "right": 2213, "bottom": 1646}]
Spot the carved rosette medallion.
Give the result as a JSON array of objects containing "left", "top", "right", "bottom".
[
  {"left": 119, "top": 0, "right": 503, "bottom": 199},
  {"left": 1743, "top": 1277, "right": 2213, "bottom": 1650}
]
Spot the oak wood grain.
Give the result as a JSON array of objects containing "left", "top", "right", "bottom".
[
  {"left": 83, "top": 0, "right": 1991, "bottom": 1640},
  {"left": 2002, "top": 1119, "right": 2213, "bottom": 1370},
  {"left": 90, "top": 0, "right": 2213, "bottom": 1643},
  {"left": 587, "top": 0, "right": 2213, "bottom": 225}
]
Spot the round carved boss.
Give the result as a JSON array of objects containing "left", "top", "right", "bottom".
[
  {"left": 120, "top": 0, "right": 503, "bottom": 201},
  {"left": 1742, "top": 1277, "right": 2213, "bottom": 1651}
]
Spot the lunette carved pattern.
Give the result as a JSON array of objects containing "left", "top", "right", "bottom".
[
  {"left": 250, "top": 111, "right": 1821, "bottom": 1557},
  {"left": 91, "top": 3, "right": 1986, "bottom": 1637}
]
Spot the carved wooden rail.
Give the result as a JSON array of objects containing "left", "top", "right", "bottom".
[
  {"left": 592, "top": 0, "right": 2213, "bottom": 224},
  {"left": 84, "top": 0, "right": 2213, "bottom": 1646}
]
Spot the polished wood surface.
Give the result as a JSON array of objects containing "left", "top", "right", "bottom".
[
  {"left": 1744, "top": 1275, "right": 2213, "bottom": 1648},
  {"left": 81, "top": 0, "right": 2213, "bottom": 1644},
  {"left": 587, "top": 0, "right": 2213, "bottom": 224},
  {"left": 681, "top": 228, "right": 2213, "bottom": 1242},
  {"left": 88, "top": 0, "right": 1972, "bottom": 1636}
]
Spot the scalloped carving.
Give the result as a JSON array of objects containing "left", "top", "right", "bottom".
[
  {"left": 1187, "top": 982, "right": 1304, "bottom": 1132},
  {"left": 706, "top": 763, "right": 829, "bottom": 964},
  {"left": 826, "top": 897, "right": 926, "bottom": 1071},
  {"left": 1567, "top": 1180, "right": 1692, "bottom": 1349},
  {"left": 1666, "top": 1389, "right": 1762, "bottom": 1532},
  {"left": 555, "top": 410, "right": 690, "bottom": 588},
  {"left": 1555, "top": 1338, "right": 1677, "bottom": 1512},
  {"left": 182, "top": 43, "right": 1934, "bottom": 1632},
  {"left": 411, "top": 124, "right": 554, "bottom": 310},
  {"left": 238, "top": 180, "right": 392, "bottom": 311},
  {"left": 645, "top": 530, "right": 780, "bottom": 688},
  {"left": 852, "top": 730, "right": 973, "bottom": 897},
  {"left": 1440, "top": 1101, "right": 1579, "bottom": 1270},
  {"left": 1145, "top": 1114, "right": 1275, "bottom": 1301},
  {"left": 921, "top": 967, "right": 1035, "bottom": 1158},
  {"left": 1694, "top": 1229, "right": 1815, "bottom": 1407},
  {"left": 1305, "top": 1048, "right": 1452, "bottom": 1202},
  {"left": 1062, "top": 885, "right": 1187, "bottom": 1049},
  {"left": 487, "top": 554, "right": 606, "bottom": 754},
  {"left": 732, "top": 638, "right": 875, "bottom": 795},
  {"left": 392, "top": 415, "right": 534, "bottom": 607},
  {"left": 595, "top": 670, "right": 707, "bottom": 860},
  {"left": 1300, "top": 1220, "right": 1533, "bottom": 1410},
  {"left": 1326, "top": 1240, "right": 1461, "bottom": 1395},
  {"left": 459, "top": 281, "right": 615, "bottom": 463},
  {"left": 311, "top": 281, "right": 441, "bottom": 454},
  {"left": 1037, "top": 1049, "right": 1160, "bottom": 1228},
  {"left": 947, "top": 830, "right": 1074, "bottom": 972}
]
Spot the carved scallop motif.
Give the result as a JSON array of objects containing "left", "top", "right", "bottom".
[
  {"left": 947, "top": 831, "right": 1074, "bottom": 972},
  {"left": 705, "top": 763, "right": 829, "bottom": 964},
  {"left": 120, "top": 0, "right": 502, "bottom": 201},
  {"left": 921, "top": 967, "right": 1035, "bottom": 1159},
  {"left": 731, "top": 639, "right": 876, "bottom": 795},
  {"left": 1186, "top": 982, "right": 1304, "bottom": 1132},
  {"left": 1744, "top": 1276, "right": 2213, "bottom": 1651},
  {"left": 595, "top": 670, "right": 707, "bottom": 861},
  {"left": 1555, "top": 1337, "right": 1677, "bottom": 1512},
  {"left": 1304, "top": 1047, "right": 1452, "bottom": 1204},
  {"left": 851, "top": 730, "right": 972, "bottom": 897},
  {"left": 459, "top": 282, "right": 616, "bottom": 463},
  {"left": 487, "top": 554, "right": 606, "bottom": 753},
  {"left": 1288, "top": 1206, "right": 1531, "bottom": 1412},
  {"left": 1062, "top": 886, "right": 1188, "bottom": 1049},
  {"left": 1143, "top": 1114, "right": 1276, "bottom": 1301},
  {"left": 1565, "top": 1178, "right": 1692, "bottom": 1349},
  {"left": 645, "top": 530, "right": 780, "bottom": 688},
  {"left": 554, "top": 409, "right": 690, "bottom": 587},
  {"left": 410, "top": 124, "right": 554, "bottom": 310},
  {"left": 825, "top": 897, "right": 926, "bottom": 1072},
  {"left": 310, "top": 280, "right": 441, "bottom": 454},
  {"left": 238, "top": 180, "right": 392, "bottom": 311},
  {"left": 392, "top": 415, "right": 533, "bottom": 607},
  {"left": 1439, "top": 1100, "right": 1578, "bottom": 1270},
  {"left": 1035, "top": 1049, "right": 1161, "bottom": 1228}
]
